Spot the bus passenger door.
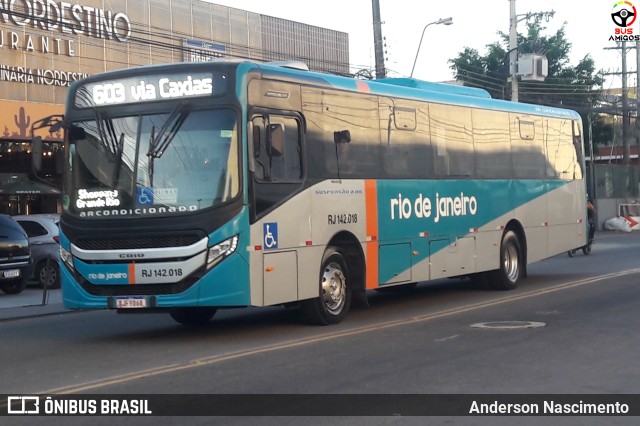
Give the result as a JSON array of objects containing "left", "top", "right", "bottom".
[
  {"left": 250, "top": 114, "right": 304, "bottom": 217},
  {"left": 249, "top": 113, "right": 308, "bottom": 305}
]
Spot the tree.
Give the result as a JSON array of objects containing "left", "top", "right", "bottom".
[
  {"left": 449, "top": 17, "right": 605, "bottom": 114},
  {"left": 449, "top": 17, "right": 612, "bottom": 152}
]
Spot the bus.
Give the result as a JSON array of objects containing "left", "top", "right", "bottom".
[{"left": 33, "top": 59, "right": 587, "bottom": 326}]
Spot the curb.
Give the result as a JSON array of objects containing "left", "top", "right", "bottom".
[{"left": 0, "top": 305, "right": 76, "bottom": 321}]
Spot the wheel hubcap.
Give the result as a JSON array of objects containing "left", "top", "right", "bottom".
[
  {"left": 40, "top": 265, "right": 57, "bottom": 287},
  {"left": 321, "top": 262, "right": 346, "bottom": 314},
  {"left": 504, "top": 244, "right": 519, "bottom": 282}
]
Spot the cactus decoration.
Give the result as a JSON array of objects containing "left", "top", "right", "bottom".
[
  {"left": 2, "top": 106, "right": 62, "bottom": 142},
  {"left": 14, "top": 107, "right": 31, "bottom": 138}
]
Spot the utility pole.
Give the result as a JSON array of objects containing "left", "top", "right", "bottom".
[
  {"left": 622, "top": 41, "right": 631, "bottom": 164},
  {"left": 371, "top": 0, "right": 386, "bottom": 79},
  {"left": 509, "top": 0, "right": 519, "bottom": 102},
  {"left": 603, "top": 43, "right": 638, "bottom": 164},
  {"left": 507, "top": 1, "right": 554, "bottom": 102},
  {"left": 636, "top": 40, "right": 640, "bottom": 162}
]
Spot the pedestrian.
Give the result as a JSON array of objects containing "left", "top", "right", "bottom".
[{"left": 587, "top": 199, "right": 596, "bottom": 242}]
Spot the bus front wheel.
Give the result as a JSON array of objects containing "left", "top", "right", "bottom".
[
  {"left": 301, "top": 247, "right": 351, "bottom": 325},
  {"left": 488, "top": 230, "right": 522, "bottom": 290},
  {"left": 169, "top": 307, "right": 217, "bottom": 326}
]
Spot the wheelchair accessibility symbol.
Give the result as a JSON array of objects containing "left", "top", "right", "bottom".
[
  {"left": 263, "top": 223, "right": 278, "bottom": 250},
  {"left": 137, "top": 187, "right": 154, "bottom": 206}
]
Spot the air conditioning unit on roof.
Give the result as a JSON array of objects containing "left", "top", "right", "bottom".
[{"left": 517, "top": 54, "right": 548, "bottom": 82}]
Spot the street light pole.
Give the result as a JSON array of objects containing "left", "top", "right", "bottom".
[{"left": 410, "top": 17, "right": 453, "bottom": 78}]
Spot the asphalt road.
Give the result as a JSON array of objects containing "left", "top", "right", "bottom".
[{"left": 2, "top": 231, "right": 640, "bottom": 425}]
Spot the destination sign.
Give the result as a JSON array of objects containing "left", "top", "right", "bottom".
[{"left": 73, "top": 72, "right": 227, "bottom": 108}]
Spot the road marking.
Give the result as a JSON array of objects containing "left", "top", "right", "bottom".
[
  {"left": 40, "top": 267, "right": 640, "bottom": 395},
  {"left": 435, "top": 334, "right": 459, "bottom": 342},
  {"left": 470, "top": 321, "right": 545, "bottom": 329}
]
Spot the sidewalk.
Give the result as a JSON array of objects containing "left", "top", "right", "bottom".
[{"left": 0, "top": 286, "right": 69, "bottom": 321}]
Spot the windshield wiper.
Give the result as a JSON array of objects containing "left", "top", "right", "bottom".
[
  {"left": 113, "top": 132, "right": 125, "bottom": 187},
  {"left": 146, "top": 102, "right": 190, "bottom": 188},
  {"left": 94, "top": 110, "right": 126, "bottom": 187},
  {"left": 147, "top": 102, "right": 190, "bottom": 159}
]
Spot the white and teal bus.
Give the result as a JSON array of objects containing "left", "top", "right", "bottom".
[{"left": 36, "top": 59, "right": 587, "bottom": 325}]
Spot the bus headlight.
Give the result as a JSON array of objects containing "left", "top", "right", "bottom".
[
  {"left": 207, "top": 235, "right": 239, "bottom": 269},
  {"left": 60, "top": 245, "right": 75, "bottom": 271}
]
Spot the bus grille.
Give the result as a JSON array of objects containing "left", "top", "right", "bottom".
[
  {"left": 78, "top": 274, "right": 200, "bottom": 296},
  {"left": 74, "top": 234, "right": 202, "bottom": 250}
]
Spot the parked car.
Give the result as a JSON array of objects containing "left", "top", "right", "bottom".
[
  {"left": 13, "top": 214, "right": 60, "bottom": 289},
  {"left": 0, "top": 214, "right": 32, "bottom": 294}
]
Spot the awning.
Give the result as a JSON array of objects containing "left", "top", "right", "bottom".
[{"left": 0, "top": 177, "right": 60, "bottom": 195}]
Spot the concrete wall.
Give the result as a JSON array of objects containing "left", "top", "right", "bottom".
[{"left": 595, "top": 198, "right": 640, "bottom": 230}]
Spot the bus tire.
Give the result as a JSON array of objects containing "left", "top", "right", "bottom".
[
  {"left": 301, "top": 247, "right": 351, "bottom": 325},
  {"left": 169, "top": 307, "right": 217, "bottom": 326},
  {"left": 488, "top": 230, "right": 522, "bottom": 290}
]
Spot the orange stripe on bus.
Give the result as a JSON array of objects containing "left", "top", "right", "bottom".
[
  {"left": 129, "top": 263, "right": 136, "bottom": 285},
  {"left": 356, "top": 80, "right": 371, "bottom": 93},
  {"left": 364, "top": 180, "right": 379, "bottom": 289}
]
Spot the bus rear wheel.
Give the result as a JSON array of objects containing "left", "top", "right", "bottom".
[
  {"left": 301, "top": 247, "right": 351, "bottom": 325},
  {"left": 488, "top": 230, "right": 522, "bottom": 290},
  {"left": 169, "top": 307, "right": 217, "bottom": 325}
]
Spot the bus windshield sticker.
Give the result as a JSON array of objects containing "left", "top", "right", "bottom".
[
  {"left": 137, "top": 187, "right": 153, "bottom": 205},
  {"left": 153, "top": 188, "right": 178, "bottom": 204},
  {"left": 263, "top": 223, "right": 279, "bottom": 250},
  {"left": 136, "top": 187, "right": 178, "bottom": 206},
  {"left": 76, "top": 189, "right": 121, "bottom": 209}
]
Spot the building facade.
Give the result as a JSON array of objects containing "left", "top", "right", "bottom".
[{"left": 0, "top": 0, "right": 350, "bottom": 214}]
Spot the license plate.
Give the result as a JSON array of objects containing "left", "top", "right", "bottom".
[
  {"left": 116, "top": 297, "right": 147, "bottom": 309},
  {"left": 2, "top": 269, "right": 20, "bottom": 279}
]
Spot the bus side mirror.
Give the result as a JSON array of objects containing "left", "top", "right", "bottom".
[
  {"left": 268, "top": 123, "right": 284, "bottom": 156},
  {"left": 55, "top": 150, "right": 65, "bottom": 175},
  {"left": 69, "top": 125, "right": 86, "bottom": 140},
  {"left": 32, "top": 136, "right": 43, "bottom": 173}
]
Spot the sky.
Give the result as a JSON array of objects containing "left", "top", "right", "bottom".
[{"left": 207, "top": 0, "right": 626, "bottom": 89}]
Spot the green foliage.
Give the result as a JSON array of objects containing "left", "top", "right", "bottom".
[
  {"left": 449, "top": 16, "right": 608, "bottom": 144},
  {"left": 590, "top": 114, "right": 614, "bottom": 146},
  {"left": 449, "top": 18, "right": 604, "bottom": 110}
]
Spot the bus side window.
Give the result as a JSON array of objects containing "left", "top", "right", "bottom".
[
  {"left": 266, "top": 117, "right": 302, "bottom": 181},
  {"left": 250, "top": 113, "right": 303, "bottom": 220},
  {"left": 251, "top": 115, "right": 302, "bottom": 182}
]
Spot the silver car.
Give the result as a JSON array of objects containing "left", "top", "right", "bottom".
[{"left": 13, "top": 214, "right": 60, "bottom": 289}]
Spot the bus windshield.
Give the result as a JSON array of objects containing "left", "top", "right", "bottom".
[{"left": 65, "top": 108, "right": 239, "bottom": 218}]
